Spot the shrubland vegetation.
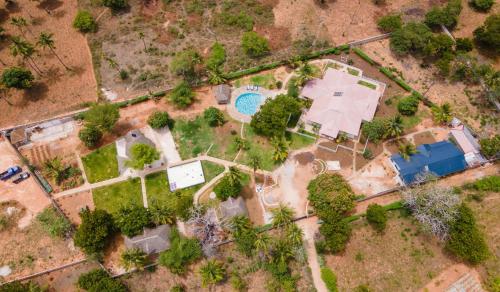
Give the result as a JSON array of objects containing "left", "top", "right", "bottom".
[
  {"left": 36, "top": 207, "right": 71, "bottom": 238},
  {"left": 77, "top": 268, "right": 127, "bottom": 291},
  {"left": 158, "top": 228, "right": 203, "bottom": 275},
  {"left": 79, "top": 103, "right": 120, "bottom": 148},
  {"left": 366, "top": 204, "right": 387, "bottom": 232},
  {"left": 74, "top": 208, "right": 115, "bottom": 257},
  {"left": 147, "top": 111, "right": 171, "bottom": 129}
]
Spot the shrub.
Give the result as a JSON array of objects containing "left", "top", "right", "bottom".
[
  {"left": 362, "top": 118, "right": 387, "bottom": 142},
  {"left": 79, "top": 125, "right": 103, "bottom": 148},
  {"left": 121, "top": 248, "right": 148, "bottom": 271},
  {"left": 352, "top": 48, "right": 375, "bottom": 65},
  {"left": 36, "top": 207, "right": 71, "bottom": 238},
  {"left": 199, "top": 260, "right": 226, "bottom": 287},
  {"left": 77, "top": 268, "right": 127, "bottom": 292},
  {"left": 1, "top": 67, "right": 34, "bottom": 89},
  {"left": 214, "top": 175, "right": 242, "bottom": 200},
  {"left": 102, "top": 0, "right": 128, "bottom": 10},
  {"left": 114, "top": 205, "right": 151, "bottom": 237},
  {"left": 170, "top": 285, "right": 185, "bottom": 292},
  {"left": 366, "top": 203, "right": 387, "bottom": 232},
  {"left": 0, "top": 281, "right": 44, "bottom": 292},
  {"left": 287, "top": 78, "right": 300, "bottom": 98},
  {"left": 424, "top": 0, "right": 462, "bottom": 29},
  {"left": 319, "top": 220, "right": 351, "bottom": 253},
  {"left": 464, "top": 175, "right": 500, "bottom": 192},
  {"left": 217, "top": 11, "right": 254, "bottom": 31},
  {"left": 470, "top": 0, "right": 495, "bottom": 11},
  {"left": 377, "top": 14, "right": 402, "bottom": 33},
  {"left": 203, "top": 107, "right": 225, "bottom": 127},
  {"left": 147, "top": 111, "right": 170, "bottom": 129},
  {"left": 169, "top": 81, "right": 195, "bottom": 108},
  {"left": 73, "top": 10, "right": 97, "bottom": 33},
  {"left": 390, "top": 22, "right": 433, "bottom": 56},
  {"left": 241, "top": 31, "right": 270, "bottom": 58},
  {"left": 397, "top": 94, "right": 420, "bottom": 116},
  {"left": 362, "top": 149, "right": 373, "bottom": 160},
  {"left": 158, "top": 228, "right": 202, "bottom": 274},
  {"left": 127, "top": 143, "right": 159, "bottom": 169},
  {"left": 455, "top": 37, "right": 474, "bottom": 52},
  {"left": 74, "top": 208, "right": 115, "bottom": 256},
  {"left": 119, "top": 69, "right": 128, "bottom": 80},
  {"left": 480, "top": 135, "right": 500, "bottom": 158},
  {"left": 170, "top": 49, "right": 202, "bottom": 80},
  {"left": 320, "top": 267, "right": 338, "bottom": 292},
  {"left": 206, "top": 42, "right": 226, "bottom": 70},
  {"left": 84, "top": 103, "right": 120, "bottom": 132},
  {"left": 446, "top": 204, "right": 489, "bottom": 264},
  {"left": 473, "top": 14, "right": 500, "bottom": 54}
]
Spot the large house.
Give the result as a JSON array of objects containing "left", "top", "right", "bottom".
[
  {"left": 391, "top": 141, "right": 468, "bottom": 185},
  {"left": 301, "top": 65, "right": 384, "bottom": 139}
]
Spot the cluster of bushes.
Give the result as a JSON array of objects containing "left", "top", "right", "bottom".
[
  {"left": 78, "top": 103, "right": 120, "bottom": 148},
  {"left": 147, "top": 111, "right": 171, "bottom": 129},
  {"left": 73, "top": 10, "right": 97, "bottom": 33},
  {"left": 308, "top": 173, "right": 356, "bottom": 253},
  {"left": 474, "top": 14, "right": 500, "bottom": 54},
  {"left": 361, "top": 115, "right": 404, "bottom": 143},
  {"left": 126, "top": 143, "right": 159, "bottom": 169},
  {"left": 0, "top": 280, "right": 45, "bottom": 292},
  {"left": 214, "top": 174, "right": 243, "bottom": 200},
  {"left": 1, "top": 67, "right": 34, "bottom": 90},
  {"left": 77, "top": 269, "right": 127, "bottom": 292},
  {"left": 203, "top": 107, "right": 225, "bottom": 127},
  {"left": 424, "top": 0, "right": 462, "bottom": 29},
  {"left": 463, "top": 175, "right": 500, "bottom": 192},
  {"left": 397, "top": 92, "right": 420, "bottom": 116},
  {"left": 250, "top": 94, "right": 302, "bottom": 138},
  {"left": 158, "top": 228, "right": 202, "bottom": 274},
  {"left": 241, "top": 31, "right": 270, "bottom": 58},
  {"left": 377, "top": 14, "right": 402, "bottom": 33},
  {"left": 216, "top": 11, "right": 254, "bottom": 31},
  {"left": 36, "top": 207, "right": 71, "bottom": 238},
  {"left": 168, "top": 81, "right": 195, "bottom": 108},
  {"left": 366, "top": 203, "right": 387, "bottom": 232},
  {"left": 469, "top": 0, "right": 496, "bottom": 11}
]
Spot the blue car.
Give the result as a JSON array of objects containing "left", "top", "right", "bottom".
[{"left": 0, "top": 166, "right": 21, "bottom": 181}]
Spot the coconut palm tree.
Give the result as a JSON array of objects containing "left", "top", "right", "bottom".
[
  {"left": 295, "top": 61, "right": 314, "bottom": 86},
  {"left": 230, "top": 215, "right": 251, "bottom": 236},
  {"left": 138, "top": 31, "right": 146, "bottom": 51},
  {"left": 254, "top": 232, "right": 271, "bottom": 259},
  {"left": 227, "top": 166, "right": 242, "bottom": 186},
  {"left": 120, "top": 248, "right": 148, "bottom": 271},
  {"left": 431, "top": 103, "right": 452, "bottom": 125},
  {"left": 37, "top": 31, "right": 70, "bottom": 70},
  {"left": 384, "top": 115, "right": 404, "bottom": 138},
  {"left": 248, "top": 152, "right": 262, "bottom": 174},
  {"left": 271, "top": 204, "right": 295, "bottom": 228},
  {"left": 233, "top": 137, "right": 248, "bottom": 151},
  {"left": 270, "top": 136, "right": 290, "bottom": 162},
  {"left": 10, "top": 36, "right": 43, "bottom": 74},
  {"left": 10, "top": 17, "right": 30, "bottom": 37},
  {"left": 43, "top": 157, "right": 67, "bottom": 185},
  {"left": 149, "top": 202, "right": 176, "bottom": 225},
  {"left": 286, "top": 224, "right": 304, "bottom": 247},
  {"left": 199, "top": 260, "right": 226, "bottom": 287},
  {"left": 398, "top": 142, "right": 419, "bottom": 160},
  {"left": 207, "top": 67, "right": 226, "bottom": 85}
]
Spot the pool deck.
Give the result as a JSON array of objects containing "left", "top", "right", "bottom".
[{"left": 227, "top": 86, "right": 279, "bottom": 123}]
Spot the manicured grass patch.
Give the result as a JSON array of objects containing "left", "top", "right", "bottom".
[
  {"left": 234, "top": 73, "right": 277, "bottom": 89},
  {"left": 201, "top": 161, "right": 225, "bottom": 182},
  {"left": 287, "top": 131, "right": 316, "bottom": 150},
  {"left": 171, "top": 115, "right": 239, "bottom": 161},
  {"left": 92, "top": 178, "right": 143, "bottom": 214},
  {"left": 238, "top": 124, "right": 276, "bottom": 171},
  {"left": 347, "top": 67, "right": 360, "bottom": 76},
  {"left": 357, "top": 80, "right": 376, "bottom": 90},
  {"left": 82, "top": 143, "right": 119, "bottom": 183}
]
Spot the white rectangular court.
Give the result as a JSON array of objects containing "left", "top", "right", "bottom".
[{"left": 166, "top": 160, "right": 205, "bottom": 191}]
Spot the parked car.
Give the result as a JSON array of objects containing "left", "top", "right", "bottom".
[
  {"left": 0, "top": 166, "right": 21, "bottom": 181},
  {"left": 12, "top": 172, "right": 30, "bottom": 184}
]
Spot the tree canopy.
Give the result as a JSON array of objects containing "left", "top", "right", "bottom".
[
  {"left": 159, "top": 228, "right": 202, "bottom": 274},
  {"left": 74, "top": 208, "right": 115, "bottom": 256},
  {"left": 470, "top": 0, "right": 495, "bottom": 12},
  {"left": 1, "top": 67, "right": 34, "bottom": 89},
  {"left": 390, "top": 22, "right": 433, "bottom": 56},
  {"left": 424, "top": 0, "right": 462, "bottom": 29},
  {"left": 473, "top": 14, "right": 500, "bottom": 54},
  {"left": 77, "top": 268, "right": 127, "bottom": 292},
  {"left": 73, "top": 10, "right": 97, "bottom": 33},
  {"left": 241, "top": 31, "right": 270, "bottom": 58},
  {"left": 250, "top": 94, "right": 302, "bottom": 137},
  {"left": 203, "top": 107, "right": 225, "bottom": 127},
  {"left": 206, "top": 42, "right": 226, "bottom": 70},
  {"left": 79, "top": 124, "right": 103, "bottom": 148},
  {"left": 102, "top": 0, "right": 128, "bottom": 11},
  {"left": 114, "top": 205, "right": 151, "bottom": 237},
  {"left": 169, "top": 81, "right": 195, "bottom": 108},
  {"left": 170, "top": 49, "right": 202, "bottom": 80},
  {"left": 84, "top": 103, "right": 120, "bottom": 132},
  {"left": 377, "top": 14, "right": 402, "bottom": 33},
  {"left": 127, "top": 143, "right": 159, "bottom": 169},
  {"left": 397, "top": 93, "right": 420, "bottom": 116},
  {"left": 214, "top": 175, "right": 242, "bottom": 200},
  {"left": 147, "top": 111, "right": 170, "bottom": 129},
  {"left": 366, "top": 203, "right": 387, "bottom": 232}
]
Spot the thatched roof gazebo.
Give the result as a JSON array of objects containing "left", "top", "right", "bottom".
[{"left": 214, "top": 84, "right": 231, "bottom": 104}]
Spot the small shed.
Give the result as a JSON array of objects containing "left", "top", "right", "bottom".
[
  {"left": 219, "top": 197, "right": 248, "bottom": 219},
  {"left": 167, "top": 160, "right": 205, "bottom": 191},
  {"left": 124, "top": 225, "right": 171, "bottom": 255},
  {"left": 214, "top": 84, "right": 231, "bottom": 104}
]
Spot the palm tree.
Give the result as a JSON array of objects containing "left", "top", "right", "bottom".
[
  {"left": 10, "top": 36, "right": 43, "bottom": 74},
  {"left": 227, "top": 166, "right": 242, "bottom": 186},
  {"left": 270, "top": 136, "right": 290, "bottom": 162},
  {"left": 149, "top": 202, "right": 176, "bottom": 225},
  {"left": 271, "top": 204, "right": 295, "bottom": 228},
  {"left": 254, "top": 233, "right": 271, "bottom": 259},
  {"left": 295, "top": 62, "right": 314, "bottom": 86},
  {"left": 431, "top": 103, "right": 452, "bottom": 125},
  {"left": 398, "top": 142, "right": 419, "bottom": 160},
  {"left": 233, "top": 137, "right": 248, "bottom": 151},
  {"left": 10, "top": 17, "right": 30, "bottom": 37},
  {"left": 199, "top": 260, "right": 226, "bottom": 287},
  {"left": 384, "top": 115, "right": 404, "bottom": 138},
  {"left": 286, "top": 224, "right": 304, "bottom": 247},
  {"left": 207, "top": 67, "right": 226, "bottom": 85},
  {"left": 120, "top": 248, "right": 148, "bottom": 271},
  {"left": 248, "top": 152, "right": 262, "bottom": 174},
  {"left": 43, "top": 157, "right": 67, "bottom": 185},
  {"left": 230, "top": 215, "right": 251, "bottom": 235},
  {"left": 37, "top": 31, "right": 70, "bottom": 70},
  {"left": 138, "top": 31, "right": 146, "bottom": 51}
]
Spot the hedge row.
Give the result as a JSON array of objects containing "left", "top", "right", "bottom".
[
  {"left": 379, "top": 67, "right": 412, "bottom": 92},
  {"left": 224, "top": 44, "right": 352, "bottom": 80},
  {"left": 344, "top": 200, "right": 403, "bottom": 223},
  {"left": 320, "top": 267, "right": 338, "bottom": 292},
  {"left": 352, "top": 47, "right": 376, "bottom": 66}
]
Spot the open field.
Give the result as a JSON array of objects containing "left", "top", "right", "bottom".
[
  {"left": 92, "top": 178, "right": 143, "bottom": 214},
  {"left": 31, "top": 260, "right": 101, "bottom": 292},
  {"left": 56, "top": 191, "right": 94, "bottom": 225},
  {"left": 0, "top": 0, "right": 97, "bottom": 128},
  {"left": 326, "top": 210, "right": 457, "bottom": 291},
  {"left": 81, "top": 143, "right": 119, "bottom": 183},
  {"left": 0, "top": 201, "right": 83, "bottom": 282}
]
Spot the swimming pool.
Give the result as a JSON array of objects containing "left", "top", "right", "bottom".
[{"left": 235, "top": 92, "right": 265, "bottom": 115}]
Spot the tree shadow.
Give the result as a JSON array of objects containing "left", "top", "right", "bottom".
[
  {"left": 68, "top": 65, "right": 87, "bottom": 77},
  {"left": 36, "top": 0, "right": 64, "bottom": 11},
  {"left": 23, "top": 82, "right": 49, "bottom": 102},
  {"left": 42, "top": 67, "right": 63, "bottom": 85},
  {"left": 0, "top": 9, "right": 9, "bottom": 24},
  {"left": 52, "top": 9, "right": 66, "bottom": 19}
]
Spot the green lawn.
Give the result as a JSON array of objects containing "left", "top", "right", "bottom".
[
  {"left": 92, "top": 178, "right": 143, "bottom": 214},
  {"left": 145, "top": 161, "right": 225, "bottom": 208},
  {"left": 234, "top": 73, "right": 277, "bottom": 89},
  {"left": 237, "top": 124, "right": 277, "bottom": 171},
  {"left": 287, "top": 131, "right": 316, "bottom": 150},
  {"left": 82, "top": 143, "right": 119, "bottom": 183},
  {"left": 171, "top": 115, "right": 239, "bottom": 161}
]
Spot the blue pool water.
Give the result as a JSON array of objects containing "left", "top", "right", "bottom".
[{"left": 235, "top": 92, "right": 265, "bottom": 115}]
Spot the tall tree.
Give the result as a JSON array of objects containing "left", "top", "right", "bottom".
[
  {"left": 37, "top": 32, "right": 70, "bottom": 70},
  {"left": 121, "top": 248, "right": 148, "bottom": 271},
  {"left": 10, "top": 36, "right": 43, "bottom": 75},
  {"left": 248, "top": 152, "right": 262, "bottom": 174},
  {"left": 10, "top": 17, "right": 30, "bottom": 37},
  {"left": 398, "top": 142, "right": 419, "bottom": 160},
  {"left": 384, "top": 115, "right": 404, "bottom": 138},
  {"left": 270, "top": 136, "right": 290, "bottom": 162},
  {"left": 227, "top": 166, "right": 242, "bottom": 186},
  {"left": 271, "top": 204, "right": 295, "bottom": 228},
  {"left": 431, "top": 103, "right": 453, "bottom": 124},
  {"left": 295, "top": 62, "right": 315, "bottom": 86}
]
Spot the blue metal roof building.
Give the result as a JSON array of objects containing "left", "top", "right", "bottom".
[{"left": 391, "top": 141, "right": 468, "bottom": 185}]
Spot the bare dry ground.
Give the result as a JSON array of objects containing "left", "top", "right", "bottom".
[
  {"left": 31, "top": 261, "right": 101, "bottom": 292},
  {"left": 326, "top": 211, "right": 457, "bottom": 291},
  {"left": 0, "top": 0, "right": 97, "bottom": 128}
]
